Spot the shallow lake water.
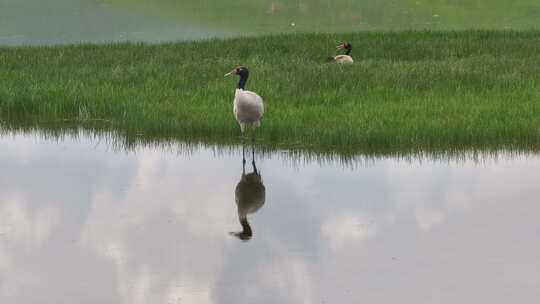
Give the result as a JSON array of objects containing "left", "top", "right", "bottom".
[
  {"left": 0, "top": 130, "right": 539, "bottom": 303},
  {"left": 2, "top": 0, "right": 539, "bottom": 45}
]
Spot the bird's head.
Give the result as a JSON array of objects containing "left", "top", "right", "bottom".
[
  {"left": 225, "top": 65, "right": 249, "bottom": 78},
  {"left": 336, "top": 42, "right": 352, "bottom": 52}
]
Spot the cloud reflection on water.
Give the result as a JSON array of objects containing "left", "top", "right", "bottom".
[{"left": 0, "top": 132, "right": 539, "bottom": 303}]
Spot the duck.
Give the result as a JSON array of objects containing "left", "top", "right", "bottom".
[{"left": 327, "top": 42, "right": 353, "bottom": 64}]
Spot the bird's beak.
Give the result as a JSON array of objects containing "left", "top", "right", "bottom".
[
  {"left": 224, "top": 70, "right": 235, "bottom": 77},
  {"left": 336, "top": 44, "right": 344, "bottom": 50}
]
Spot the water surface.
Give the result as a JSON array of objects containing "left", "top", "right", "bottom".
[
  {"left": 2, "top": 0, "right": 539, "bottom": 45},
  {"left": 0, "top": 131, "right": 539, "bottom": 303}
]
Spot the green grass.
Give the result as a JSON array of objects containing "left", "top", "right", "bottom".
[{"left": 1, "top": 31, "right": 540, "bottom": 152}]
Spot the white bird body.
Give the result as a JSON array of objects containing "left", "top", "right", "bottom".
[
  {"left": 233, "top": 89, "right": 264, "bottom": 132},
  {"left": 331, "top": 54, "right": 354, "bottom": 64}
]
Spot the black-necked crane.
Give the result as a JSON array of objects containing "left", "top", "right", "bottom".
[
  {"left": 328, "top": 42, "right": 353, "bottom": 64},
  {"left": 225, "top": 65, "right": 265, "bottom": 164}
]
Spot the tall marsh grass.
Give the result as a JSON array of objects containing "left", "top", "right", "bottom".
[{"left": 1, "top": 31, "right": 539, "bottom": 151}]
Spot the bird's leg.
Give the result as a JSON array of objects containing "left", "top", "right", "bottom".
[
  {"left": 252, "top": 129, "right": 258, "bottom": 174},
  {"left": 252, "top": 156, "right": 258, "bottom": 175},
  {"left": 251, "top": 128, "right": 256, "bottom": 167},
  {"left": 241, "top": 133, "right": 246, "bottom": 167}
]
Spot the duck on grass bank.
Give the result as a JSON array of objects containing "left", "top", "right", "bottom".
[{"left": 327, "top": 42, "right": 353, "bottom": 64}]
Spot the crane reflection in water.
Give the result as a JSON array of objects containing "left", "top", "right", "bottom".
[{"left": 230, "top": 145, "right": 266, "bottom": 241}]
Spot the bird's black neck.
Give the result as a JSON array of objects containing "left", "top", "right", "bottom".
[
  {"left": 345, "top": 48, "right": 351, "bottom": 55},
  {"left": 237, "top": 74, "right": 248, "bottom": 90}
]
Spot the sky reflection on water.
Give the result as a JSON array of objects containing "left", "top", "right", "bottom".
[{"left": 0, "top": 132, "right": 539, "bottom": 303}]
